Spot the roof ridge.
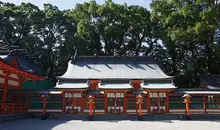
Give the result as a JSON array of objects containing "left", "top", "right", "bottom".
[{"left": 72, "top": 55, "right": 155, "bottom": 62}]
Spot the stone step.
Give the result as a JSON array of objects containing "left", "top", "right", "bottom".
[
  {"left": 49, "top": 114, "right": 181, "bottom": 121},
  {"left": 180, "top": 114, "right": 220, "bottom": 120}
]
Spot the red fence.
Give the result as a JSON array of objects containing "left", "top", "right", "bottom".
[{"left": 0, "top": 103, "right": 27, "bottom": 114}]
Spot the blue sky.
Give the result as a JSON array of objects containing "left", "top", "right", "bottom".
[{"left": 2, "top": 0, "right": 151, "bottom": 10}]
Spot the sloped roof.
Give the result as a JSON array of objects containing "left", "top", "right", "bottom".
[
  {"left": 200, "top": 75, "right": 220, "bottom": 89},
  {"left": 58, "top": 56, "right": 173, "bottom": 80},
  {"left": 0, "top": 55, "right": 43, "bottom": 77}
]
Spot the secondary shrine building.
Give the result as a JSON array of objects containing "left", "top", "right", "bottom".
[{"left": 54, "top": 56, "right": 220, "bottom": 114}]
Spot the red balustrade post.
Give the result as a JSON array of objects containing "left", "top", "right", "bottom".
[
  {"left": 88, "top": 95, "right": 94, "bottom": 121},
  {"left": 183, "top": 94, "right": 191, "bottom": 120},
  {"left": 41, "top": 95, "right": 48, "bottom": 120},
  {"left": 136, "top": 94, "right": 143, "bottom": 121}
]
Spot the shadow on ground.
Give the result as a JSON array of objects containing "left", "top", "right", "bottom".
[{"left": 1, "top": 114, "right": 220, "bottom": 130}]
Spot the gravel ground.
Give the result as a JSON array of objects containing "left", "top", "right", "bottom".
[{"left": 0, "top": 118, "right": 220, "bottom": 130}]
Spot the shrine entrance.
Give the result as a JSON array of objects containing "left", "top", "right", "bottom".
[
  {"left": 64, "top": 92, "right": 83, "bottom": 114},
  {"left": 150, "top": 92, "right": 167, "bottom": 114},
  {"left": 107, "top": 92, "right": 124, "bottom": 114}
]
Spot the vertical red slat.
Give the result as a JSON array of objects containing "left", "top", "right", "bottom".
[
  {"left": 166, "top": 92, "right": 169, "bottom": 113},
  {"left": 62, "top": 92, "right": 66, "bottom": 113},
  {"left": 80, "top": 93, "right": 84, "bottom": 113},
  {"left": 203, "top": 95, "right": 206, "bottom": 114},
  {"left": 104, "top": 92, "right": 108, "bottom": 113},
  {"left": 123, "top": 92, "right": 126, "bottom": 113},
  {"left": 147, "top": 92, "right": 151, "bottom": 114}
]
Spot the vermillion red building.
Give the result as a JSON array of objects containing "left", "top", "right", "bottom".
[
  {"left": 55, "top": 56, "right": 176, "bottom": 114},
  {"left": 0, "top": 48, "right": 46, "bottom": 114},
  {"left": 1, "top": 54, "right": 220, "bottom": 115}
]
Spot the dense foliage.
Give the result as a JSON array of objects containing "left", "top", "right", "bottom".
[{"left": 0, "top": 0, "right": 220, "bottom": 88}]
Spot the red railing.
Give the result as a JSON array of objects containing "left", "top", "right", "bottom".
[{"left": 0, "top": 103, "right": 27, "bottom": 114}]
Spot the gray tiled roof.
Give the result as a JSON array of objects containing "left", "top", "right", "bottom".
[
  {"left": 58, "top": 56, "right": 173, "bottom": 80},
  {"left": 200, "top": 75, "right": 220, "bottom": 89}
]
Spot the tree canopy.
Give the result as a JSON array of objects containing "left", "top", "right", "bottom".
[{"left": 1, "top": 0, "right": 220, "bottom": 88}]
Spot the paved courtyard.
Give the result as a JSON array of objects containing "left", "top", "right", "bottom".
[{"left": 1, "top": 118, "right": 220, "bottom": 130}]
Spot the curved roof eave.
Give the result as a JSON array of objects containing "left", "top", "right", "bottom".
[{"left": 0, "top": 60, "right": 45, "bottom": 80}]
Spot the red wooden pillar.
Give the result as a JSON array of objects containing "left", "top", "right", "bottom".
[
  {"left": 147, "top": 92, "right": 151, "bottom": 114},
  {"left": 123, "top": 92, "right": 126, "bottom": 113},
  {"left": 139, "top": 103, "right": 142, "bottom": 116},
  {"left": 185, "top": 101, "right": 190, "bottom": 115},
  {"left": 183, "top": 95, "right": 191, "bottom": 120},
  {"left": 104, "top": 92, "right": 108, "bottom": 113},
  {"left": 26, "top": 95, "right": 29, "bottom": 112},
  {"left": 18, "top": 79, "right": 23, "bottom": 89},
  {"left": 2, "top": 71, "right": 9, "bottom": 104},
  {"left": 80, "top": 93, "right": 84, "bottom": 113},
  {"left": 62, "top": 92, "right": 66, "bottom": 113},
  {"left": 136, "top": 95, "right": 138, "bottom": 114},
  {"left": 156, "top": 93, "right": 159, "bottom": 113},
  {"left": 146, "top": 95, "right": 148, "bottom": 113},
  {"left": 203, "top": 95, "right": 207, "bottom": 114},
  {"left": 2, "top": 87, "right": 8, "bottom": 104},
  {"left": 92, "top": 95, "right": 96, "bottom": 113},
  {"left": 88, "top": 95, "right": 94, "bottom": 120},
  {"left": 165, "top": 92, "right": 169, "bottom": 113}
]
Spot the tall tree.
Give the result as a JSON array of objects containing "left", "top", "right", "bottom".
[
  {"left": 0, "top": 2, "right": 41, "bottom": 49},
  {"left": 71, "top": 0, "right": 158, "bottom": 56},
  {"left": 151, "top": 0, "right": 220, "bottom": 87},
  {"left": 32, "top": 4, "right": 77, "bottom": 77}
]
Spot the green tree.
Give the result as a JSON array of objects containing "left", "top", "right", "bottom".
[
  {"left": 151, "top": 0, "right": 220, "bottom": 87},
  {"left": 71, "top": 0, "right": 158, "bottom": 56}
]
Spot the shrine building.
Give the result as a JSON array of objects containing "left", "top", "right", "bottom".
[{"left": 1, "top": 53, "right": 220, "bottom": 115}]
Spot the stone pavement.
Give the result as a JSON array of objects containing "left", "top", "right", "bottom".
[{"left": 1, "top": 118, "right": 220, "bottom": 130}]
